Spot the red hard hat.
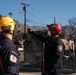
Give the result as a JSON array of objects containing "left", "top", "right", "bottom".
[{"left": 47, "top": 23, "right": 62, "bottom": 34}]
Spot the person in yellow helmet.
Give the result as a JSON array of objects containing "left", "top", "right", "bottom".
[{"left": 0, "top": 16, "right": 19, "bottom": 75}]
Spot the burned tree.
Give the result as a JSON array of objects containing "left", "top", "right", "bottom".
[{"left": 67, "top": 17, "right": 76, "bottom": 40}]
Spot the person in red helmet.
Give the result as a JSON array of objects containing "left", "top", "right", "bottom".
[
  {"left": 47, "top": 23, "right": 62, "bottom": 35},
  {"left": 28, "top": 23, "right": 65, "bottom": 75}
]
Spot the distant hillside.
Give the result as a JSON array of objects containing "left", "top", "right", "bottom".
[
  {"left": 15, "top": 20, "right": 76, "bottom": 39},
  {"left": 15, "top": 20, "right": 68, "bottom": 31},
  {"left": 15, "top": 20, "right": 67, "bottom": 31},
  {"left": 31, "top": 25, "right": 48, "bottom": 30},
  {"left": 31, "top": 25, "right": 67, "bottom": 31}
]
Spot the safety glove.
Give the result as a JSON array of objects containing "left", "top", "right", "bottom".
[
  {"left": 28, "top": 28, "right": 33, "bottom": 33},
  {"left": 22, "top": 33, "right": 28, "bottom": 39}
]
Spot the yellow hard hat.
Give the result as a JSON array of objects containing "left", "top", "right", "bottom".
[{"left": 0, "top": 16, "right": 15, "bottom": 32}]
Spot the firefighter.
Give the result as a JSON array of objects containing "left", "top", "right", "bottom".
[
  {"left": 0, "top": 16, "right": 19, "bottom": 75},
  {"left": 28, "top": 23, "right": 65, "bottom": 75}
]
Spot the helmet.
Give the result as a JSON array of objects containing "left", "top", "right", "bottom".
[
  {"left": 47, "top": 23, "right": 62, "bottom": 34},
  {"left": 0, "top": 16, "right": 15, "bottom": 32}
]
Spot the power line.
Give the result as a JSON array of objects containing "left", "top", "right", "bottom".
[
  {"left": 16, "top": 11, "right": 24, "bottom": 22},
  {"left": 13, "top": 3, "right": 22, "bottom": 19},
  {"left": 28, "top": 6, "right": 52, "bottom": 20},
  {"left": 26, "top": 11, "right": 48, "bottom": 25},
  {"left": 26, "top": 18, "right": 47, "bottom": 25}
]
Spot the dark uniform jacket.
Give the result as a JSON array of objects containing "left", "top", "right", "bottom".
[
  {"left": 30, "top": 31, "right": 65, "bottom": 73},
  {"left": 0, "top": 34, "right": 19, "bottom": 75}
]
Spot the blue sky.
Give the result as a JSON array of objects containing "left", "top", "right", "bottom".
[{"left": 0, "top": 0, "right": 76, "bottom": 26}]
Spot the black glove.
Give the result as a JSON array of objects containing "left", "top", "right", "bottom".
[
  {"left": 22, "top": 33, "right": 28, "bottom": 39},
  {"left": 28, "top": 28, "right": 33, "bottom": 33}
]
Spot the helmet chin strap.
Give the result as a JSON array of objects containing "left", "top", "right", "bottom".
[
  {"left": 9, "top": 31, "right": 13, "bottom": 35},
  {"left": 2, "top": 30, "right": 13, "bottom": 35}
]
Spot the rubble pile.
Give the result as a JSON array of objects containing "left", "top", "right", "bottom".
[
  {"left": 24, "top": 34, "right": 43, "bottom": 64},
  {"left": 19, "top": 33, "right": 43, "bottom": 66}
]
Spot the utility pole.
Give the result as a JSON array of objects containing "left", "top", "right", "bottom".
[
  {"left": 21, "top": 2, "right": 30, "bottom": 33},
  {"left": 21, "top": 2, "right": 30, "bottom": 61}
]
